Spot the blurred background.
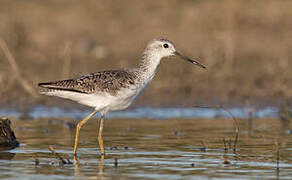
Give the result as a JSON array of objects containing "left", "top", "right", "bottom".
[{"left": 0, "top": 0, "right": 292, "bottom": 107}]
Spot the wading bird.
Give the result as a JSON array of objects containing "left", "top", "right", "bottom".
[{"left": 38, "top": 37, "right": 206, "bottom": 157}]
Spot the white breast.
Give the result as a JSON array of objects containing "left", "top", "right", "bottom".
[
  {"left": 42, "top": 81, "right": 150, "bottom": 112},
  {"left": 107, "top": 79, "right": 151, "bottom": 111}
]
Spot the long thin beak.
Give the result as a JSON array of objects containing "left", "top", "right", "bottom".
[{"left": 174, "top": 51, "right": 206, "bottom": 69}]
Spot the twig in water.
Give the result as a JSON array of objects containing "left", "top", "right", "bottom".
[
  {"left": 213, "top": 105, "right": 239, "bottom": 153},
  {"left": 223, "top": 138, "right": 228, "bottom": 152},
  {"left": 233, "top": 130, "right": 239, "bottom": 153},
  {"left": 245, "top": 100, "right": 254, "bottom": 136},
  {"left": 275, "top": 138, "right": 280, "bottom": 170},
  {"left": 218, "top": 105, "right": 239, "bottom": 153},
  {"left": 200, "top": 141, "right": 207, "bottom": 152},
  {"left": 228, "top": 138, "right": 232, "bottom": 149},
  {"left": 192, "top": 104, "right": 239, "bottom": 152},
  {"left": 48, "top": 146, "right": 67, "bottom": 166},
  {"left": 32, "top": 154, "right": 40, "bottom": 166},
  {"left": 0, "top": 38, "right": 38, "bottom": 98},
  {"left": 223, "top": 156, "right": 231, "bottom": 164},
  {"left": 279, "top": 102, "right": 292, "bottom": 134},
  {"left": 114, "top": 158, "right": 118, "bottom": 167}
]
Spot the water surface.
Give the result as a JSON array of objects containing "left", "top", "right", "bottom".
[
  {"left": 0, "top": 116, "right": 291, "bottom": 179},
  {"left": 0, "top": 106, "right": 279, "bottom": 119}
]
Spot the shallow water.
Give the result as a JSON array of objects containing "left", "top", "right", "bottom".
[
  {"left": 0, "top": 115, "right": 291, "bottom": 179},
  {"left": 0, "top": 106, "right": 279, "bottom": 119}
]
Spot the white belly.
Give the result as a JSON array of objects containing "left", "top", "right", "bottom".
[{"left": 42, "top": 84, "right": 145, "bottom": 111}]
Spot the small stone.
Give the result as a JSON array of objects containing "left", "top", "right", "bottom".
[{"left": 223, "top": 159, "right": 231, "bottom": 164}]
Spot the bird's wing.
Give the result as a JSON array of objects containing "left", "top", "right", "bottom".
[{"left": 38, "top": 70, "right": 137, "bottom": 95}]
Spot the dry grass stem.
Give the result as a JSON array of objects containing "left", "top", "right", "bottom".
[
  {"left": 217, "top": 105, "right": 239, "bottom": 153},
  {"left": 0, "top": 38, "right": 38, "bottom": 98}
]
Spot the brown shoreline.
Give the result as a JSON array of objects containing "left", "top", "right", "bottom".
[{"left": 1, "top": 1, "right": 292, "bottom": 109}]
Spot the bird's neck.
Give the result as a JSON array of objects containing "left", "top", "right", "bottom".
[{"left": 136, "top": 50, "right": 162, "bottom": 82}]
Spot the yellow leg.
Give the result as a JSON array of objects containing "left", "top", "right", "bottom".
[
  {"left": 98, "top": 115, "right": 105, "bottom": 155},
  {"left": 98, "top": 154, "right": 104, "bottom": 176},
  {"left": 73, "top": 109, "right": 99, "bottom": 157}
]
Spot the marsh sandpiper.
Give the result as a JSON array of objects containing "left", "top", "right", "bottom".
[{"left": 38, "top": 37, "right": 206, "bottom": 157}]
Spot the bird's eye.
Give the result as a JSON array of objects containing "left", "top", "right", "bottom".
[{"left": 163, "top": 43, "right": 169, "bottom": 48}]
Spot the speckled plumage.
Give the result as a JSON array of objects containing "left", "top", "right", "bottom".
[
  {"left": 38, "top": 37, "right": 205, "bottom": 111},
  {"left": 39, "top": 69, "right": 138, "bottom": 95},
  {"left": 38, "top": 37, "right": 206, "bottom": 156}
]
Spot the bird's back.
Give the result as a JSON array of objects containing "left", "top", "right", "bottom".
[
  {"left": 39, "top": 69, "right": 138, "bottom": 95},
  {"left": 38, "top": 69, "right": 144, "bottom": 110}
]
